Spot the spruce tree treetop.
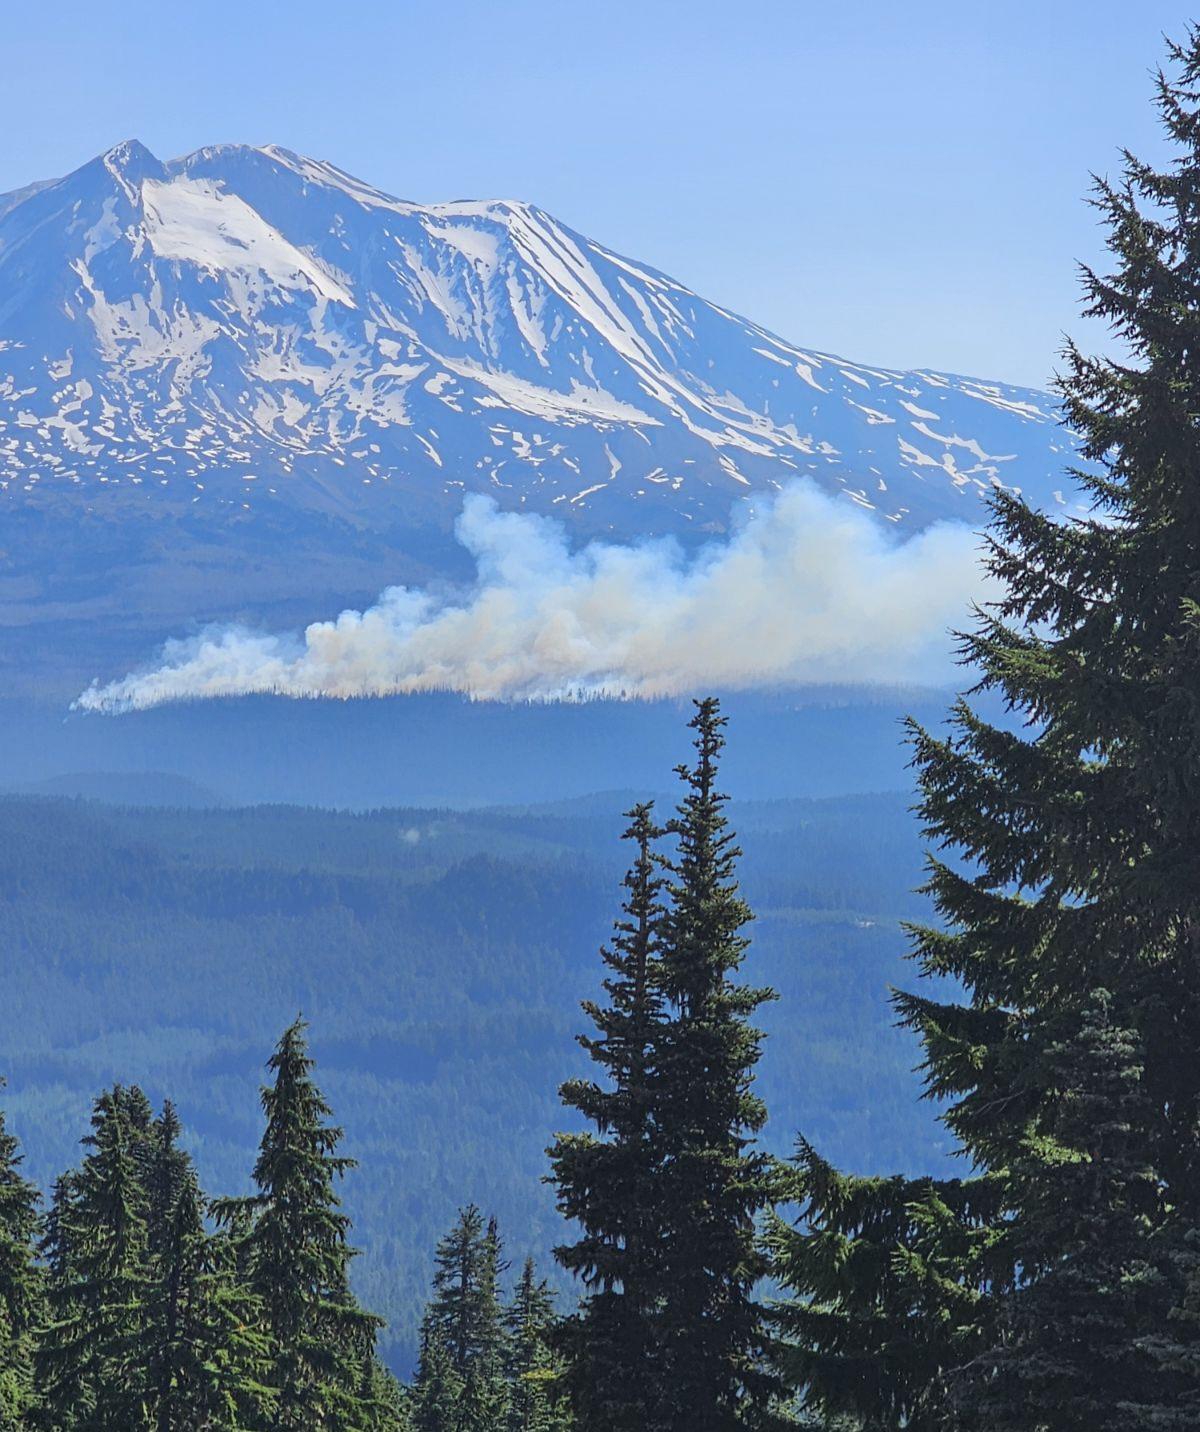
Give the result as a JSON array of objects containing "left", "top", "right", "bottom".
[
  {"left": 35, "top": 1087, "right": 154, "bottom": 1430},
  {"left": 228, "top": 1018, "right": 359, "bottom": 1316},
  {"left": 425, "top": 1205, "right": 508, "bottom": 1428},
  {"left": 145, "top": 1100, "right": 190, "bottom": 1264},
  {"left": 901, "top": 27, "right": 1200, "bottom": 1186},
  {"left": 549, "top": 801, "right": 668, "bottom": 1431},
  {"left": 217, "top": 1017, "right": 382, "bottom": 1431},
  {"left": 504, "top": 1259, "right": 569, "bottom": 1432},
  {"left": 656, "top": 697, "right": 781, "bottom": 1428},
  {"left": 663, "top": 698, "right": 758, "bottom": 1016},
  {"left": 552, "top": 801, "right": 665, "bottom": 1285}
]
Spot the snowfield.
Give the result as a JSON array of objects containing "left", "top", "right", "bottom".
[{"left": 0, "top": 139, "right": 1082, "bottom": 543}]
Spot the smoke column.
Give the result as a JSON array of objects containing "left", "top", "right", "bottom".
[{"left": 76, "top": 482, "right": 992, "bottom": 713}]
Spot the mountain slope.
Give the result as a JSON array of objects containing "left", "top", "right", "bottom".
[
  {"left": 0, "top": 140, "right": 1080, "bottom": 529},
  {"left": 0, "top": 141, "right": 1083, "bottom": 693}
]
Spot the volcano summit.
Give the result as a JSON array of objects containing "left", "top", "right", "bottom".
[{"left": 0, "top": 140, "right": 1079, "bottom": 692}]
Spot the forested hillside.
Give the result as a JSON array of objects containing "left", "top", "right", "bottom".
[{"left": 0, "top": 788, "right": 942, "bottom": 1367}]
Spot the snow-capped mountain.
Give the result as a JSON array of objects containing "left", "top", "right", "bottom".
[
  {"left": 0, "top": 140, "right": 1089, "bottom": 697},
  {"left": 0, "top": 140, "right": 1080, "bottom": 538}
]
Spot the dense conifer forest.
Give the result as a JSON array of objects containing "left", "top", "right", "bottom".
[
  {"left": 6, "top": 22, "right": 1200, "bottom": 1432},
  {"left": 0, "top": 785, "right": 936, "bottom": 1367}
]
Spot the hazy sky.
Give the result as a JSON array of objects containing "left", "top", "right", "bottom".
[{"left": 2, "top": 1, "right": 1194, "bottom": 387}]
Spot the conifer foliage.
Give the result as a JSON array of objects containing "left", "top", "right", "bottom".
[
  {"left": 0, "top": 1096, "right": 40, "bottom": 1432},
  {"left": 549, "top": 801, "right": 667, "bottom": 1430},
  {"left": 146, "top": 1157, "right": 274, "bottom": 1432},
  {"left": 551, "top": 701, "right": 780, "bottom": 1431},
  {"left": 4, "top": 1027, "right": 399, "bottom": 1431},
  {"left": 218, "top": 1017, "right": 389, "bottom": 1431},
  {"left": 952, "top": 993, "right": 1161, "bottom": 1429},
  {"left": 409, "top": 1209, "right": 569, "bottom": 1432},
  {"left": 770, "top": 28, "right": 1200, "bottom": 1430},
  {"left": 655, "top": 699, "right": 779, "bottom": 1427},
  {"left": 35, "top": 1087, "right": 155, "bottom": 1429},
  {"left": 412, "top": 1206, "right": 508, "bottom": 1432},
  {"left": 504, "top": 1258, "right": 569, "bottom": 1432},
  {"left": 765, "top": 1149, "right": 1004, "bottom": 1431}
]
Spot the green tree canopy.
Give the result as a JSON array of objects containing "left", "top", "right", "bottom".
[{"left": 771, "top": 27, "right": 1200, "bottom": 1431}]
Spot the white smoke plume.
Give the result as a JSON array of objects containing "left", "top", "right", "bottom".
[{"left": 75, "top": 482, "right": 992, "bottom": 713}]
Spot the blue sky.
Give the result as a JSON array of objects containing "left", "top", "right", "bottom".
[{"left": 2, "top": 1, "right": 1194, "bottom": 387}]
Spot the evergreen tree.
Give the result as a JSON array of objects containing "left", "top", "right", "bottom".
[
  {"left": 146, "top": 1158, "right": 275, "bottom": 1432},
  {"left": 38, "top": 1173, "right": 79, "bottom": 1297},
  {"left": 503, "top": 1259, "right": 570, "bottom": 1432},
  {"left": 548, "top": 802, "right": 668, "bottom": 1430},
  {"left": 951, "top": 992, "right": 1161, "bottom": 1428},
  {"left": 410, "top": 1319, "right": 463, "bottom": 1432},
  {"left": 36, "top": 1087, "right": 154, "bottom": 1430},
  {"left": 1145, "top": 1229, "right": 1200, "bottom": 1426},
  {"left": 216, "top": 1018, "right": 383, "bottom": 1431},
  {"left": 358, "top": 1350, "right": 411, "bottom": 1432},
  {"left": 144, "top": 1101, "right": 190, "bottom": 1264},
  {"left": 655, "top": 698, "right": 780, "bottom": 1427},
  {"left": 414, "top": 1206, "right": 508, "bottom": 1432},
  {"left": 765, "top": 1146, "right": 1005, "bottom": 1431},
  {"left": 771, "top": 29, "right": 1200, "bottom": 1427},
  {"left": 0, "top": 1091, "right": 41, "bottom": 1432}
]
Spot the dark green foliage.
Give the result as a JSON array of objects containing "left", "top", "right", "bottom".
[
  {"left": 410, "top": 1322, "right": 462, "bottom": 1432},
  {"left": 552, "top": 703, "right": 782, "bottom": 1429},
  {"left": 765, "top": 1144, "right": 1005, "bottom": 1431},
  {"left": 549, "top": 803, "right": 667, "bottom": 1430},
  {"left": 35, "top": 1087, "right": 154, "bottom": 1429},
  {"left": 26, "top": 1034, "right": 398, "bottom": 1430},
  {"left": 771, "top": 29, "right": 1200, "bottom": 1429},
  {"left": 654, "top": 700, "right": 781, "bottom": 1427},
  {"left": 358, "top": 1353, "right": 411, "bottom": 1432},
  {"left": 409, "top": 1226, "right": 571, "bottom": 1432},
  {"left": 0, "top": 1093, "right": 40, "bottom": 1431},
  {"left": 504, "top": 1259, "right": 570, "bottom": 1432},
  {"left": 145, "top": 1160, "right": 275, "bottom": 1432},
  {"left": 411, "top": 1207, "right": 508, "bottom": 1432},
  {"left": 217, "top": 1018, "right": 384, "bottom": 1430},
  {"left": 32, "top": 1087, "right": 276, "bottom": 1430},
  {"left": 144, "top": 1102, "right": 190, "bottom": 1265},
  {"left": 1145, "top": 1230, "right": 1200, "bottom": 1427},
  {"left": 951, "top": 993, "right": 1164, "bottom": 1429}
]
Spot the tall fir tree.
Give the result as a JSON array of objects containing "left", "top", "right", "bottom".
[
  {"left": 35, "top": 1087, "right": 154, "bottom": 1430},
  {"left": 0, "top": 1091, "right": 41, "bottom": 1432},
  {"left": 652, "top": 699, "right": 779, "bottom": 1427},
  {"left": 146, "top": 1151, "right": 275, "bottom": 1432},
  {"left": 216, "top": 1018, "right": 383, "bottom": 1431},
  {"left": 549, "top": 802, "right": 668, "bottom": 1431},
  {"left": 503, "top": 1259, "right": 570, "bottom": 1432},
  {"left": 412, "top": 1206, "right": 508, "bottom": 1432},
  {"left": 144, "top": 1101, "right": 190, "bottom": 1266},
  {"left": 771, "top": 29, "right": 1200, "bottom": 1428}
]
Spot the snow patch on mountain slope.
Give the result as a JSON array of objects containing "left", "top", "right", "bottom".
[
  {"left": 0, "top": 140, "right": 1083, "bottom": 542},
  {"left": 142, "top": 177, "right": 355, "bottom": 306}
]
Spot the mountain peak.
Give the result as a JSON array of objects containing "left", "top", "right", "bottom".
[
  {"left": 0, "top": 139, "right": 1082, "bottom": 576},
  {"left": 102, "top": 137, "right": 155, "bottom": 165},
  {"left": 100, "top": 137, "right": 161, "bottom": 180}
]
